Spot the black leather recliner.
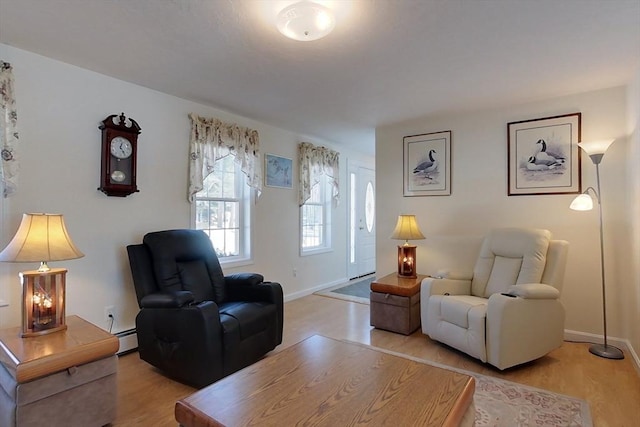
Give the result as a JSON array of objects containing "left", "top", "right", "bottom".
[{"left": 126, "top": 229, "right": 283, "bottom": 388}]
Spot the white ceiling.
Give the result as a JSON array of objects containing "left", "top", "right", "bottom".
[{"left": 1, "top": 0, "right": 639, "bottom": 155}]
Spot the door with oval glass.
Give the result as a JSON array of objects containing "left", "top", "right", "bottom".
[{"left": 347, "top": 165, "right": 376, "bottom": 279}]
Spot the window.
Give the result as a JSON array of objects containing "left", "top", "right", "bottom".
[
  {"left": 301, "top": 171, "right": 332, "bottom": 254},
  {"left": 193, "top": 155, "right": 251, "bottom": 263}
]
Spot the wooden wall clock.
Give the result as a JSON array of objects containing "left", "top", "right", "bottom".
[{"left": 98, "top": 113, "right": 141, "bottom": 197}]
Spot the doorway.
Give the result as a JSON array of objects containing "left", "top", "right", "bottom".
[{"left": 347, "top": 165, "right": 375, "bottom": 279}]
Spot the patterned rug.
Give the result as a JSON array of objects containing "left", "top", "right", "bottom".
[{"left": 365, "top": 344, "right": 593, "bottom": 427}]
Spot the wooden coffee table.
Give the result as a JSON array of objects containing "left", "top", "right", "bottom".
[{"left": 175, "top": 335, "right": 475, "bottom": 426}]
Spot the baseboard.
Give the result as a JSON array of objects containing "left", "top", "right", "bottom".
[
  {"left": 115, "top": 328, "right": 138, "bottom": 355},
  {"left": 564, "top": 329, "right": 640, "bottom": 375},
  {"left": 284, "top": 277, "right": 348, "bottom": 302}
]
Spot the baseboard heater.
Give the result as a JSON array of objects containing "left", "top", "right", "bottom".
[{"left": 115, "top": 328, "right": 138, "bottom": 355}]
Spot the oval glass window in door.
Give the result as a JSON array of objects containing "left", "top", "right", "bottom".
[{"left": 365, "top": 181, "right": 374, "bottom": 232}]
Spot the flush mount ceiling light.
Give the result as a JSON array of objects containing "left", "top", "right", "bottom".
[{"left": 276, "top": 1, "right": 336, "bottom": 41}]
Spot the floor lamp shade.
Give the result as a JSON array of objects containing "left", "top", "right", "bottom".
[
  {"left": 0, "top": 213, "right": 84, "bottom": 337},
  {"left": 390, "top": 215, "right": 425, "bottom": 278}
]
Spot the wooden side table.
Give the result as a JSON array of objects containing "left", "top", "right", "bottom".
[
  {"left": 370, "top": 273, "right": 428, "bottom": 335},
  {"left": 0, "top": 315, "right": 119, "bottom": 427}
]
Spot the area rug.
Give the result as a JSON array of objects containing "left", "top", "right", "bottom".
[
  {"left": 314, "top": 275, "right": 374, "bottom": 304},
  {"left": 357, "top": 342, "right": 593, "bottom": 427}
]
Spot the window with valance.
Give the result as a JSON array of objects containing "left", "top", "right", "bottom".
[
  {"left": 188, "top": 113, "right": 261, "bottom": 202},
  {"left": 298, "top": 142, "right": 339, "bottom": 206}
]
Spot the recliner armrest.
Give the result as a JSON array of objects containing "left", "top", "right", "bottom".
[
  {"left": 421, "top": 277, "right": 472, "bottom": 297},
  {"left": 506, "top": 283, "right": 560, "bottom": 299},
  {"left": 225, "top": 281, "right": 284, "bottom": 346},
  {"left": 140, "top": 291, "right": 195, "bottom": 308},
  {"left": 225, "top": 273, "right": 265, "bottom": 286}
]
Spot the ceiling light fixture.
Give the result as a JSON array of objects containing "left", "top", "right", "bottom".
[{"left": 276, "top": 1, "right": 336, "bottom": 41}]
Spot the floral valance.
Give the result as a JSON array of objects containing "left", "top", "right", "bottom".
[
  {"left": 0, "top": 61, "right": 19, "bottom": 198},
  {"left": 188, "top": 113, "right": 261, "bottom": 202},
  {"left": 298, "top": 142, "right": 340, "bottom": 206}
]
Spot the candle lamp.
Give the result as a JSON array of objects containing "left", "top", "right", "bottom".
[
  {"left": 390, "top": 214, "right": 425, "bottom": 279},
  {"left": 0, "top": 213, "right": 83, "bottom": 337}
]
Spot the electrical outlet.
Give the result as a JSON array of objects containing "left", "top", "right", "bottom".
[{"left": 105, "top": 305, "right": 115, "bottom": 329}]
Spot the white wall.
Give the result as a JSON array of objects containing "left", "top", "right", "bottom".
[
  {"left": 376, "top": 86, "right": 636, "bottom": 351},
  {"left": 625, "top": 68, "right": 640, "bottom": 358},
  {"left": 0, "top": 44, "right": 373, "bottom": 332}
]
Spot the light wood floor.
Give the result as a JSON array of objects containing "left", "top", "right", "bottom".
[{"left": 115, "top": 294, "right": 640, "bottom": 426}]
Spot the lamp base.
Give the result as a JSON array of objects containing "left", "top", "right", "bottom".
[
  {"left": 589, "top": 343, "right": 624, "bottom": 360},
  {"left": 397, "top": 245, "right": 417, "bottom": 278}
]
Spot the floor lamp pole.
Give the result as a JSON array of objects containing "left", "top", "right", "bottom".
[{"left": 589, "top": 161, "right": 624, "bottom": 359}]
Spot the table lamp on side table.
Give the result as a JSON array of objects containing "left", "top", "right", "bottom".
[
  {"left": 0, "top": 213, "right": 84, "bottom": 337},
  {"left": 390, "top": 214, "right": 425, "bottom": 279}
]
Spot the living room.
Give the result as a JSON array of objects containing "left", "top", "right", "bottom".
[{"left": 0, "top": 1, "right": 639, "bottom": 426}]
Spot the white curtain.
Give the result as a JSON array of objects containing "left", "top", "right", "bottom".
[
  {"left": 0, "top": 61, "right": 19, "bottom": 197},
  {"left": 298, "top": 142, "right": 339, "bottom": 206},
  {"left": 188, "top": 113, "right": 261, "bottom": 202}
]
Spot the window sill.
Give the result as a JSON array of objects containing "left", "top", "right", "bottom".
[
  {"left": 300, "top": 247, "right": 333, "bottom": 257},
  {"left": 220, "top": 257, "right": 254, "bottom": 270}
]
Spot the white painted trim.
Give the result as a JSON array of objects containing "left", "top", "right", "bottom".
[
  {"left": 564, "top": 329, "right": 640, "bottom": 376},
  {"left": 115, "top": 329, "right": 138, "bottom": 355},
  {"left": 0, "top": 300, "right": 7, "bottom": 308},
  {"left": 284, "top": 277, "right": 348, "bottom": 302}
]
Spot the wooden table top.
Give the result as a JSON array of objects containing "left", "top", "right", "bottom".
[
  {"left": 0, "top": 315, "right": 119, "bottom": 383},
  {"left": 175, "top": 335, "right": 475, "bottom": 427},
  {"left": 370, "top": 273, "right": 429, "bottom": 297}
]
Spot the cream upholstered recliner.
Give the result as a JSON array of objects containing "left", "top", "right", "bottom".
[{"left": 421, "top": 228, "right": 568, "bottom": 370}]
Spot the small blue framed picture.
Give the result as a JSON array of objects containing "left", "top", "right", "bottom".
[{"left": 265, "top": 153, "right": 293, "bottom": 189}]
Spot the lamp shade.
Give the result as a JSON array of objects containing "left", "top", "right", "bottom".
[
  {"left": 390, "top": 215, "right": 425, "bottom": 242},
  {"left": 569, "top": 193, "right": 594, "bottom": 211},
  {"left": 276, "top": 1, "right": 336, "bottom": 41},
  {"left": 578, "top": 140, "right": 615, "bottom": 156},
  {"left": 0, "top": 213, "right": 84, "bottom": 264}
]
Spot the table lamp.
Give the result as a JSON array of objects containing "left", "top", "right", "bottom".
[
  {"left": 390, "top": 214, "right": 425, "bottom": 278},
  {"left": 0, "top": 213, "right": 84, "bottom": 337}
]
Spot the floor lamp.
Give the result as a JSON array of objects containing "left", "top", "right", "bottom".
[{"left": 569, "top": 140, "right": 624, "bottom": 360}]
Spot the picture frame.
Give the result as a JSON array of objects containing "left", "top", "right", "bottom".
[
  {"left": 264, "top": 153, "right": 293, "bottom": 189},
  {"left": 403, "top": 130, "right": 451, "bottom": 196},
  {"left": 508, "top": 113, "right": 581, "bottom": 196}
]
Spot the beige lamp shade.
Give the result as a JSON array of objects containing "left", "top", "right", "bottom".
[
  {"left": 0, "top": 213, "right": 84, "bottom": 268},
  {"left": 390, "top": 214, "right": 425, "bottom": 243}
]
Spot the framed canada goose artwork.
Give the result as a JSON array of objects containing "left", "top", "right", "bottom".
[
  {"left": 508, "top": 113, "right": 581, "bottom": 196},
  {"left": 403, "top": 130, "right": 451, "bottom": 196}
]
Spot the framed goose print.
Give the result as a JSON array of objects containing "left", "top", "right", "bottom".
[
  {"left": 403, "top": 130, "right": 451, "bottom": 196},
  {"left": 508, "top": 113, "right": 581, "bottom": 196}
]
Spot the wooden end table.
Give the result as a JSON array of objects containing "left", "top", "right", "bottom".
[
  {"left": 370, "top": 273, "right": 428, "bottom": 335},
  {"left": 0, "top": 315, "right": 119, "bottom": 427}
]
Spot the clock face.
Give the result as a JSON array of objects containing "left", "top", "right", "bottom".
[
  {"left": 110, "top": 136, "right": 133, "bottom": 159},
  {"left": 111, "top": 170, "right": 126, "bottom": 183}
]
